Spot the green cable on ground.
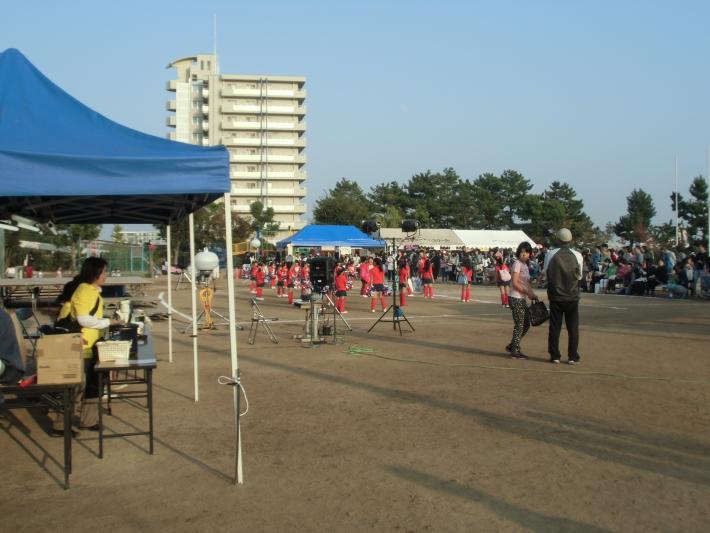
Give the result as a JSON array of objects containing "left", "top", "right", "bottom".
[{"left": 345, "top": 345, "right": 376, "bottom": 356}]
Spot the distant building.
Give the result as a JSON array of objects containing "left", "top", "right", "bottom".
[
  {"left": 120, "top": 231, "right": 164, "bottom": 246},
  {"left": 166, "top": 54, "right": 306, "bottom": 242}
]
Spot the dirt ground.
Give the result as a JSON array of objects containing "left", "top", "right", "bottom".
[{"left": 1, "top": 277, "right": 710, "bottom": 532}]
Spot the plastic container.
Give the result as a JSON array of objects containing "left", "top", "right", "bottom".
[{"left": 96, "top": 341, "right": 132, "bottom": 362}]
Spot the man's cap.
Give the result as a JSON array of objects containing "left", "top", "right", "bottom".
[{"left": 556, "top": 228, "right": 573, "bottom": 243}]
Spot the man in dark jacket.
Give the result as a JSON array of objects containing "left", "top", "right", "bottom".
[{"left": 543, "top": 228, "right": 583, "bottom": 364}]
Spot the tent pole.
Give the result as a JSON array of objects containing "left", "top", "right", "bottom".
[
  {"left": 223, "top": 193, "right": 243, "bottom": 484},
  {"left": 167, "top": 224, "right": 173, "bottom": 364},
  {"left": 189, "top": 212, "right": 199, "bottom": 402}
]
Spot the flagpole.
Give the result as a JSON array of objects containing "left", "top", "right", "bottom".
[{"left": 675, "top": 154, "right": 679, "bottom": 246}]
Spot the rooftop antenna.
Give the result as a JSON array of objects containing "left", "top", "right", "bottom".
[{"left": 213, "top": 14, "right": 219, "bottom": 75}]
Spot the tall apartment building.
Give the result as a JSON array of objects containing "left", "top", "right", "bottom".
[{"left": 166, "top": 54, "right": 307, "bottom": 242}]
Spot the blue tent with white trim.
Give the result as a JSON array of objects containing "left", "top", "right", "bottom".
[
  {"left": 0, "top": 48, "right": 229, "bottom": 224},
  {"left": 276, "top": 225, "right": 384, "bottom": 249}
]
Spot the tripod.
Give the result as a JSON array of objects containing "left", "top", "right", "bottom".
[
  {"left": 368, "top": 238, "right": 415, "bottom": 336},
  {"left": 322, "top": 291, "right": 352, "bottom": 343},
  {"left": 182, "top": 279, "right": 235, "bottom": 333}
]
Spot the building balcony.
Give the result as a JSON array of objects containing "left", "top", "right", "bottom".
[
  {"left": 230, "top": 154, "right": 262, "bottom": 163},
  {"left": 202, "top": 88, "right": 209, "bottom": 99},
  {"left": 270, "top": 204, "right": 307, "bottom": 214},
  {"left": 166, "top": 116, "right": 177, "bottom": 127},
  {"left": 269, "top": 154, "right": 307, "bottom": 164},
  {"left": 226, "top": 136, "right": 305, "bottom": 148},
  {"left": 221, "top": 87, "right": 306, "bottom": 99},
  {"left": 166, "top": 100, "right": 176, "bottom": 112},
  {"left": 202, "top": 105, "right": 209, "bottom": 115},
  {"left": 230, "top": 170, "right": 307, "bottom": 181},
  {"left": 167, "top": 132, "right": 177, "bottom": 140},
  {"left": 220, "top": 103, "right": 306, "bottom": 115},
  {"left": 229, "top": 153, "right": 306, "bottom": 164},
  {"left": 231, "top": 187, "right": 261, "bottom": 197},
  {"left": 268, "top": 186, "right": 307, "bottom": 197},
  {"left": 166, "top": 80, "right": 177, "bottom": 92},
  {"left": 221, "top": 120, "right": 307, "bottom": 132},
  {"left": 230, "top": 185, "right": 304, "bottom": 197},
  {"left": 232, "top": 203, "right": 306, "bottom": 214}
]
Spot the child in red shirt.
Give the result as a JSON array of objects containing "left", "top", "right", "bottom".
[
  {"left": 495, "top": 256, "right": 510, "bottom": 307},
  {"left": 460, "top": 262, "right": 473, "bottom": 302},
  {"left": 268, "top": 262, "right": 276, "bottom": 289},
  {"left": 359, "top": 257, "right": 372, "bottom": 297},
  {"left": 334, "top": 266, "right": 348, "bottom": 313},
  {"left": 370, "top": 258, "right": 387, "bottom": 312},
  {"left": 287, "top": 262, "right": 300, "bottom": 304},
  {"left": 421, "top": 257, "right": 434, "bottom": 298},
  {"left": 254, "top": 262, "right": 266, "bottom": 300},
  {"left": 276, "top": 264, "right": 287, "bottom": 297},
  {"left": 300, "top": 262, "right": 311, "bottom": 300},
  {"left": 398, "top": 260, "right": 409, "bottom": 307}
]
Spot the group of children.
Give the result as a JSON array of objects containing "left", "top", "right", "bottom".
[{"left": 244, "top": 251, "right": 484, "bottom": 314}]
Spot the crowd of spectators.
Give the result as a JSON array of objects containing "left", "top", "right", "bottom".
[{"left": 243, "top": 240, "right": 710, "bottom": 302}]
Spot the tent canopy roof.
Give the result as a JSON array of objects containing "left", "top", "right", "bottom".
[
  {"left": 277, "top": 225, "right": 384, "bottom": 249},
  {"left": 0, "top": 48, "right": 229, "bottom": 224},
  {"left": 380, "top": 228, "right": 464, "bottom": 248},
  {"left": 453, "top": 230, "right": 536, "bottom": 250}
]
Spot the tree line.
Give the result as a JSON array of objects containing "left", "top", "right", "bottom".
[{"left": 313, "top": 168, "right": 709, "bottom": 249}]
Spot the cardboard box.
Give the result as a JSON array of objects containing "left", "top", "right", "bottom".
[{"left": 36, "top": 334, "right": 84, "bottom": 384}]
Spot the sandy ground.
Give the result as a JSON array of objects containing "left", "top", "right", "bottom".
[{"left": 1, "top": 277, "right": 710, "bottom": 532}]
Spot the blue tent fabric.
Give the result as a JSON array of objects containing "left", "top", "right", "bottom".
[
  {"left": 0, "top": 48, "right": 229, "bottom": 223},
  {"left": 276, "top": 225, "right": 384, "bottom": 249}
]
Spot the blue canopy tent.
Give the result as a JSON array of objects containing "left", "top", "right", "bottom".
[
  {"left": 0, "top": 48, "right": 228, "bottom": 224},
  {"left": 0, "top": 48, "right": 244, "bottom": 483},
  {"left": 276, "top": 224, "right": 385, "bottom": 249}
]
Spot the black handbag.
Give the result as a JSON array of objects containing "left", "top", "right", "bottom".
[
  {"left": 529, "top": 300, "right": 549, "bottom": 327},
  {"left": 53, "top": 296, "right": 100, "bottom": 333}
]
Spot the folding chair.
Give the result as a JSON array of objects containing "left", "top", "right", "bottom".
[
  {"left": 248, "top": 298, "right": 279, "bottom": 345},
  {"left": 14, "top": 307, "right": 43, "bottom": 357}
]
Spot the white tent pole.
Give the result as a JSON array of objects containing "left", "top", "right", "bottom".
[
  {"left": 189, "top": 212, "right": 199, "bottom": 402},
  {"left": 167, "top": 224, "right": 173, "bottom": 363},
  {"left": 223, "top": 192, "right": 243, "bottom": 484}
]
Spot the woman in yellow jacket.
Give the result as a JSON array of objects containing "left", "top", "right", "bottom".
[{"left": 53, "top": 257, "right": 121, "bottom": 433}]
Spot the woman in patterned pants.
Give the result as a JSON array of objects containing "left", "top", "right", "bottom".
[{"left": 506, "top": 242, "right": 538, "bottom": 359}]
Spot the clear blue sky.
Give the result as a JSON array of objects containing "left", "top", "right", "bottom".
[{"left": 3, "top": 0, "right": 709, "bottom": 238}]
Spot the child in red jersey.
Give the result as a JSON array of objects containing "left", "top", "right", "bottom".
[
  {"left": 398, "top": 259, "right": 409, "bottom": 307},
  {"left": 276, "top": 263, "right": 288, "bottom": 297},
  {"left": 334, "top": 265, "right": 348, "bottom": 313},
  {"left": 460, "top": 260, "right": 473, "bottom": 302},
  {"left": 287, "top": 262, "right": 300, "bottom": 304},
  {"left": 300, "top": 261, "right": 311, "bottom": 300},
  {"left": 495, "top": 256, "right": 510, "bottom": 307},
  {"left": 268, "top": 262, "right": 276, "bottom": 289},
  {"left": 254, "top": 262, "right": 266, "bottom": 300},
  {"left": 359, "top": 257, "right": 373, "bottom": 297},
  {"left": 370, "top": 258, "right": 387, "bottom": 312},
  {"left": 421, "top": 256, "right": 435, "bottom": 298},
  {"left": 248, "top": 262, "right": 257, "bottom": 294}
]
